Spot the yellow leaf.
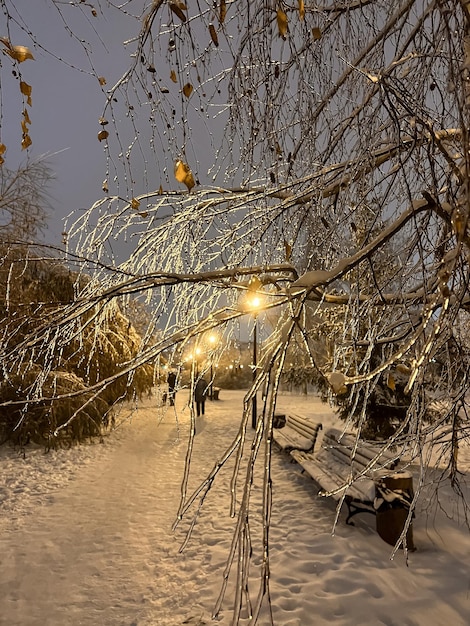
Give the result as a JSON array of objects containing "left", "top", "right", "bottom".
[
  {"left": 21, "top": 133, "right": 32, "bottom": 150},
  {"left": 312, "top": 27, "right": 322, "bottom": 41},
  {"left": 219, "top": 0, "right": 227, "bottom": 23},
  {"left": 23, "top": 108, "right": 31, "bottom": 124},
  {"left": 6, "top": 44, "right": 34, "bottom": 63},
  {"left": 20, "top": 81, "right": 32, "bottom": 106},
  {"left": 21, "top": 119, "right": 29, "bottom": 133},
  {"left": 328, "top": 371, "right": 347, "bottom": 395},
  {"left": 277, "top": 9, "right": 288, "bottom": 39},
  {"left": 131, "top": 197, "right": 140, "bottom": 210},
  {"left": 0, "top": 143, "right": 6, "bottom": 155},
  {"left": 169, "top": 2, "right": 187, "bottom": 22},
  {"left": 158, "top": 184, "right": 163, "bottom": 195},
  {"left": 170, "top": 70, "right": 177, "bottom": 83},
  {"left": 0, "top": 155, "right": 4, "bottom": 166},
  {"left": 174, "top": 159, "right": 195, "bottom": 191},
  {"left": 387, "top": 373, "right": 396, "bottom": 391},
  {"left": 209, "top": 23, "right": 219, "bottom": 47},
  {"left": 97, "top": 129, "right": 109, "bottom": 142},
  {"left": 98, "top": 76, "right": 107, "bottom": 86},
  {"left": 20, "top": 81, "right": 32, "bottom": 97},
  {"left": 182, "top": 82, "right": 193, "bottom": 98},
  {"left": 298, "top": 0, "right": 305, "bottom": 20}
]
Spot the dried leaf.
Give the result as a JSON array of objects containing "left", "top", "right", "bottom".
[
  {"left": 328, "top": 371, "right": 347, "bottom": 395},
  {"left": 209, "top": 23, "right": 219, "bottom": 47},
  {"left": 182, "top": 82, "right": 193, "bottom": 98},
  {"left": 170, "top": 70, "right": 177, "bottom": 83},
  {"left": 0, "top": 155, "right": 4, "bottom": 166},
  {"left": 387, "top": 373, "right": 396, "bottom": 391},
  {"left": 312, "top": 27, "right": 322, "bottom": 41},
  {"left": 219, "top": 0, "right": 227, "bottom": 23},
  {"left": 23, "top": 108, "right": 31, "bottom": 124},
  {"left": 0, "top": 143, "right": 6, "bottom": 155},
  {"left": 97, "top": 129, "right": 109, "bottom": 142},
  {"left": 21, "top": 133, "right": 32, "bottom": 150},
  {"left": 20, "top": 81, "right": 32, "bottom": 106},
  {"left": 5, "top": 44, "right": 34, "bottom": 63},
  {"left": 99, "top": 116, "right": 108, "bottom": 126},
  {"left": 284, "top": 240, "right": 292, "bottom": 261},
  {"left": 298, "top": 0, "right": 305, "bottom": 20},
  {"left": 102, "top": 179, "right": 109, "bottom": 193},
  {"left": 174, "top": 159, "right": 195, "bottom": 191},
  {"left": 169, "top": 2, "right": 187, "bottom": 22},
  {"left": 158, "top": 184, "right": 163, "bottom": 195},
  {"left": 131, "top": 197, "right": 140, "bottom": 210},
  {"left": 98, "top": 76, "right": 107, "bottom": 86},
  {"left": 277, "top": 9, "right": 288, "bottom": 39}
]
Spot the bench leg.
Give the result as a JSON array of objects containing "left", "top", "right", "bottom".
[{"left": 344, "top": 496, "right": 376, "bottom": 525}]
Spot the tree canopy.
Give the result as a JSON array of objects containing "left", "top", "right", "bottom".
[{"left": 2, "top": 1, "right": 470, "bottom": 622}]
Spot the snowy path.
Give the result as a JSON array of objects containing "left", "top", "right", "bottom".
[{"left": 1, "top": 390, "right": 469, "bottom": 626}]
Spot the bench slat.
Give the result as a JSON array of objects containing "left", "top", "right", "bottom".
[
  {"left": 286, "top": 427, "right": 403, "bottom": 524},
  {"left": 272, "top": 414, "right": 322, "bottom": 454}
]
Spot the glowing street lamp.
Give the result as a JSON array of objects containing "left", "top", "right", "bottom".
[{"left": 246, "top": 281, "right": 264, "bottom": 429}]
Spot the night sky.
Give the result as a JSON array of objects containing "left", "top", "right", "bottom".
[{"left": 2, "top": 1, "right": 134, "bottom": 245}]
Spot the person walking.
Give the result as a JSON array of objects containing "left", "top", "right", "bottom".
[
  {"left": 167, "top": 370, "right": 177, "bottom": 406},
  {"left": 194, "top": 377, "right": 208, "bottom": 417}
]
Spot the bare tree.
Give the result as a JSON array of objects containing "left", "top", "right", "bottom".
[{"left": 2, "top": 1, "right": 470, "bottom": 622}]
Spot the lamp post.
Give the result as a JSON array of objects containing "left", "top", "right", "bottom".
[
  {"left": 246, "top": 291, "right": 263, "bottom": 429},
  {"left": 207, "top": 333, "right": 218, "bottom": 399}
]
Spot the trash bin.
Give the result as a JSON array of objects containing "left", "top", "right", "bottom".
[{"left": 375, "top": 470, "right": 415, "bottom": 551}]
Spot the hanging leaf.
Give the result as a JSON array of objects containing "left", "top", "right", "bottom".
[
  {"left": 2, "top": 41, "right": 34, "bottom": 63},
  {"left": 23, "top": 108, "right": 31, "bottom": 124},
  {"left": 284, "top": 240, "right": 292, "bottom": 262},
  {"left": 183, "top": 82, "right": 193, "bottom": 98},
  {"left": 158, "top": 184, "right": 163, "bottom": 195},
  {"left": 131, "top": 197, "right": 140, "bottom": 210},
  {"left": 312, "top": 27, "right": 322, "bottom": 41},
  {"left": 0, "top": 143, "right": 6, "bottom": 165},
  {"left": 21, "top": 133, "right": 32, "bottom": 150},
  {"left": 170, "top": 70, "right": 177, "bottom": 83},
  {"left": 97, "top": 129, "right": 109, "bottom": 142},
  {"left": 102, "top": 179, "right": 109, "bottom": 193},
  {"left": 174, "top": 159, "right": 195, "bottom": 191},
  {"left": 277, "top": 9, "right": 288, "bottom": 40},
  {"left": 219, "top": 0, "right": 227, "bottom": 23},
  {"left": 99, "top": 116, "right": 108, "bottom": 126},
  {"left": 328, "top": 371, "right": 347, "bottom": 395},
  {"left": 209, "top": 23, "right": 219, "bottom": 47},
  {"left": 298, "top": 0, "right": 305, "bottom": 20},
  {"left": 20, "top": 81, "right": 32, "bottom": 106},
  {"left": 98, "top": 76, "right": 107, "bottom": 86},
  {"left": 169, "top": 2, "right": 187, "bottom": 22}
]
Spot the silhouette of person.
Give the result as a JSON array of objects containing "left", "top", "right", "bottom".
[
  {"left": 194, "top": 377, "right": 208, "bottom": 417},
  {"left": 167, "top": 370, "right": 177, "bottom": 406}
]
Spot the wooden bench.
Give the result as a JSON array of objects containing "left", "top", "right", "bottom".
[
  {"left": 290, "top": 428, "right": 402, "bottom": 523},
  {"left": 212, "top": 387, "right": 221, "bottom": 400},
  {"left": 272, "top": 413, "right": 323, "bottom": 454}
]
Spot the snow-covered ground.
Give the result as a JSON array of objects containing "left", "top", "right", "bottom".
[{"left": 0, "top": 390, "right": 469, "bottom": 625}]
